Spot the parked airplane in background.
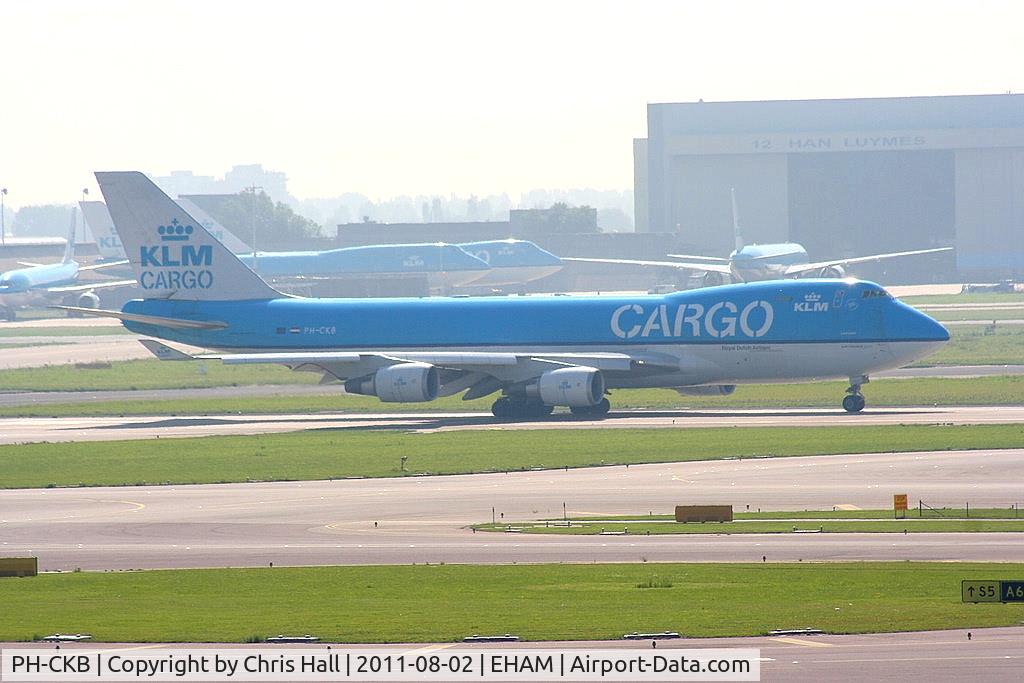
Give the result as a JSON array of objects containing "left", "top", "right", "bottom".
[
  {"left": 72, "top": 171, "right": 948, "bottom": 417},
  {"left": 83, "top": 198, "right": 562, "bottom": 292},
  {"left": 566, "top": 189, "right": 952, "bottom": 286},
  {"left": 458, "top": 239, "right": 564, "bottom": 288},
  {"left": 0, "top": 207, "right": 134, "bottom": 320},
  {"left": 236, "top": 242, "right": 492, "bottom": 291}
]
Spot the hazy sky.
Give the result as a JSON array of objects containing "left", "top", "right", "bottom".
[{"left": 1, "top": 0, "right": 1021, "bottom": 207}]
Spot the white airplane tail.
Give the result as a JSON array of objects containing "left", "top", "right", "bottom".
[
  {"left": 731, "top": 188, "right": 744, "bottom": 252},
  {"left": 80, "top": 201, "right": 125, "bottom": 260},
  {"left": 95, "top": 171, "right": 280, "bottom": 301},
  {"left": 175, "top": 197, "right": 253, "bottom": 254}
]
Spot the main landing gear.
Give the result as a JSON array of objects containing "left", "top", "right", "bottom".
[
  {"left": 570, "top": 398, "right": 611, "bottom": 417},
  {"left": 843, "top": 376, "right": 868, "bottom": 413},
  {"left": 491, "top": 396, "right": 554, "bottom": 419},
  {"left": 490, "top": 396, "right": 611, "bottom": 420}
]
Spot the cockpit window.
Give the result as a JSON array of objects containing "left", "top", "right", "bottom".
[{"left": 861, "top": 289, "right": 890, "bottom": 299}]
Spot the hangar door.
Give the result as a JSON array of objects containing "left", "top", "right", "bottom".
[{"left": 788, "top": 150, "right": 954, "bottom": 281}]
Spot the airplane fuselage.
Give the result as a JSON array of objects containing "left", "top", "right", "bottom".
[
  {"left": 122, "top": 278, "right": 947, "bottom": 388},
  {"left": 728, "top": 243, "right": 809, "bottom": 281}
]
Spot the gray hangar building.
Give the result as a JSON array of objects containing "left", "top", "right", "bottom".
[{"left": 635, "top": 94, "right": 1024, "bottom": 280}]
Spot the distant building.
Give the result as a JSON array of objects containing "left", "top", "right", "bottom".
[
  {"left": 152, "top": 164, "right": 294, "bottom": 206},
  {"left": 638, "top": 94, "right": 1024, "bottom": 279}
]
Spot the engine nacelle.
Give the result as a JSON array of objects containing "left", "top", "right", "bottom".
[
  {"left": 702, "top": 272, "right": 730, "bottom": 287},
  {"left": 77, "top": 291, "right": 101, "bottom": 309},
  {"left": 528, "top": 367, "right": 605, "bottom": 407},
  {"left": 815, "top": 265, "right": 845, "bottom": 278},
  {"left": 344, "top": 363, "right": 440, "bottom": 403},
  {"left": 675, "top": 385, "right": 736, "bottom": 396}
]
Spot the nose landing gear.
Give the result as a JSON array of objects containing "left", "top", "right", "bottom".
[{"left": 843, "top": 376, "right": 868, "bottom": 413}]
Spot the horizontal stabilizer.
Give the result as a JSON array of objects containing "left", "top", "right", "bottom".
[
  {"left": 52, "top": 305, "right": 228, "bottom": 330},
  {"left": 78, "top": 259, "right": 130, "bottom": 271},
  {"left": 139, "top": 339, "right": 198, "bottom": 360},
  {"left": 46, "top": 279, "right": 137, "bottom": 293}
]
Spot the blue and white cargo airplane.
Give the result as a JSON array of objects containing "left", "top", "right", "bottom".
[
  {"left": 567, "top": 189, "right": 952, "bottom": 286},
  {"left": 75, "top": 171, "right": 949, "bottom": 417},
  {"left": 0, "top": 207, "right": 134, "bottom": 321}
]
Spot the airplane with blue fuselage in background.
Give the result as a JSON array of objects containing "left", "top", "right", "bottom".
[
  {"left": 68, "top": 171, "right": 949, "bottom": 418},
  {"left": 0, "top": 206, "right": 134, "bottom": 321},
  {"left": 84, "top": 196, "right": 563, "bottom": 292},
  {"left": 566, "top": 189, "right": 952, "bottom": 286}
]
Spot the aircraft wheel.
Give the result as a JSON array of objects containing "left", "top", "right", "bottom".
[
  {"left": 491, "top": 397, "right": 512, "bottom": 418},
  {"left": 592, "top": 398, "right": 611, "bottom": 415},
  {"left": 842, "top": 394, "right": 866, "bottom": 413},
  {"left": 569, "top": 405, "right": 593, "bottom": 417}
]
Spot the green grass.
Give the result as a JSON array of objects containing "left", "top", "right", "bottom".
[
  {"left": 569, "top": 508, "right": 1024, "bottom": 521},
  {"left": 1, "top": 375, "right": 1024, "bottom": 418},
  {"left": 913, "top": 326, "right": 1024, "bottom": 366},
  {"left": 929, "top": 309, "right": 1024, "bottom": 322},
  {"left": 478, "top": 520, "right": 1024, "bottom": 535},
  {"left": 1, "top": 563, "right": 1022, "bottom": 642},
  {"left": 0, "top": 358, "right": 320, "bottom": 391},
  {"left": 480, "top": 507, "right": 1024, "bottom": 534},
  {"left": 1, "top": 424, "right": 1022, "bottom": 489}
]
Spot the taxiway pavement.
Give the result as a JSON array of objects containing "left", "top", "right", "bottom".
[
  {"left": 1, "top": 405, "right": 1023, "bottom": 445},
  {"left": 3, "top": 449, "right": 1022, "bottom": 570}
]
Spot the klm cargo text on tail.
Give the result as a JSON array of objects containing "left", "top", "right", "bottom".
[{"left": 139, "top": 219, "right": 215, "bottom": 291}]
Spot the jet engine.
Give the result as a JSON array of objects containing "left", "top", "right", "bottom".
[
  {"left": 77, "top": 291, "right": 101, "bottom": 309},
  {"left": 528, "top": 367, "right": 605, "bottom": 407},
  {"left": 675, "top": 385, "right": 736, "bottom": 396},
  {"left": 815, "top": 266, "right": 845, "bottom": 278},
  {"left": 344, "top": 362, "right": 440, "bottom": 402},
  {"left": 702, "top": 272, "right": 730, "bottom": 287}
]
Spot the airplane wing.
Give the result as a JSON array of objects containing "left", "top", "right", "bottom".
[
  {"left": 783, "top": 247, "right": 953, "bottom": 276},
  {"left": 78, "top": 259, "right": 130, "bottom": 271},
  {"left": 16, "top": 261, "right": 46, "bottom": 268},
  {"left": 45, "top": 279, "right": 137, "bottom": 293},
  {"left": 140, "top": 340, "right": 674, "bottom": 400},
  {"left": 562, "top": 256, "right": 733, "bottom": 275},
  {"left": 665, "top": 253, "right": 730, "bottom": 263}
]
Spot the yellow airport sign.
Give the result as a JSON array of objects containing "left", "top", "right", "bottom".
[
  {"left": 893, "top": 494, "right": 908, "bottom": 511},
  {"left": 962, "top": 580, "right": 1000, "bottom": 603}
]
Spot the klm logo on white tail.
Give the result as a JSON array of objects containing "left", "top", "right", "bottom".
[
  {"left": 610, "top": 300, "right": 774, "bottom": 339},
  {"left": 138, "top": 219, "right": 214, "bottom": 290}
]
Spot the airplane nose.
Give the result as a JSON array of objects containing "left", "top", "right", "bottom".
[{"left": 895, "top": 301, "right": 949, "bottom": 343}]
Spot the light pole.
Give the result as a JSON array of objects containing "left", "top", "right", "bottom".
[
  {"left": 0, "top": 188, "right": 7, "bottom": 246},
  {"left": 246, "top": 184, "right": 263, "bottom": 271},
  {"left": 80, "top": 188, "right": 89, "bottom": 244}
]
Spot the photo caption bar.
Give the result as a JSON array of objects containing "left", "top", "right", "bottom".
[{"left": 1, "top": 648, "right": 759, "bottom": 681}]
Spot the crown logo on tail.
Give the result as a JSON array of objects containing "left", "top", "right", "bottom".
[{"left": 158, "top": 218, "right": 194, "bottom": 242}]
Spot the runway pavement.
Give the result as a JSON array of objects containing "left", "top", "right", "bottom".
[
  {"left": 1, "top": 405, "right": 1022, "bottom": 445},
  {"left": 3, "top": 448, "right": 1023, "bottom": 570}
]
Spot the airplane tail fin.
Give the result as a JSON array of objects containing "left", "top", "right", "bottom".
[
  {"left": 95, "top": 171, "right": 281, "bottom": 301},
  {"left": 62, "top": 206, "right": 77, "bottom": 264},
  {"left": 80, "top": 201, "right": 125, "bottom": 260},
  {"left": 730, "top": 188, "right": 744, "bottom": 252},
  {"left": 175, "top": 197, "right": 252, "bottom": 254}
]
